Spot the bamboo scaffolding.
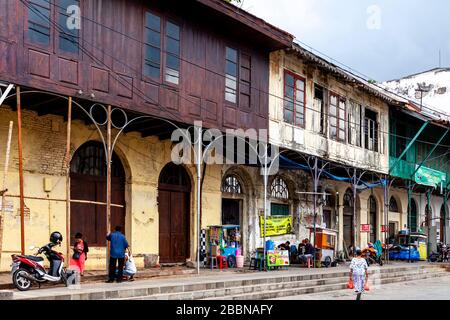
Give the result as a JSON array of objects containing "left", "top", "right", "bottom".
[
  {"left": 65, "top": 97, "right": 72, "bottom": 260},
  {"left": 17, "top": 86, "right": 26, "bottom": 255},
  {"left": 0, "top": 121, "right": 13, "bottom": 256}
]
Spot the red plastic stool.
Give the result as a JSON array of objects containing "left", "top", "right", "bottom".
[{"left": 217, "top": 256, "right": 228, "bottom": 269}]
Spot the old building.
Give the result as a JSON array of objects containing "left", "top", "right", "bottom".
[
  {"left": 266, "top": 43, "right": 409, "bottom": 252},
  {"left": 0, "top": 0, "right": 293, "bottom": 271},
  {"left": 389, "top": 102, "right": 450, "bottom": 249}
]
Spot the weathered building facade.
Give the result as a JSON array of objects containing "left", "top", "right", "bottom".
[
  {"left": 0, "top": 0, "right": 293, "bottom": 271},
  {"left": 267, "top": 43, "right": 408, "bottom": 252}
]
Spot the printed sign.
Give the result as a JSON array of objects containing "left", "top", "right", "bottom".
[
  {"left": 266, "top": 250, "right": 290, "bottom": 267},
  {"left": 381, "top": 225, "right": 388, "bottom": 232},
  {"left": 259, "top": 216, "right": 293, "bottom": 237},
  {"left": 414, "top": 166, "right": 446, "bottom": 188},
  {"left": 360, "top": 224, "right": 371, "bottom": 232}
]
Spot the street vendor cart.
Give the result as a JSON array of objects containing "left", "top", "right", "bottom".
[
  {"left": 308, "top": 227, "right": 337, "bottom": 268},
  {"left": 206, "top": 225, "right": 242, "bottom": 269}
]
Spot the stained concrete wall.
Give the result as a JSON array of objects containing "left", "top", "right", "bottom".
[
  {"left": 269, "top": 50, "right": 389, "bottom": 174},
  {"left": 0, "top": 105, "right": 224, "bottom": 271}
]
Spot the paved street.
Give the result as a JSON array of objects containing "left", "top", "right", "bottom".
[{"left": 278, "top": 275, "right": 450, "bottom": 300}]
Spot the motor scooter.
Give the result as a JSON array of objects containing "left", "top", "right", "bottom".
[{"left": 10, "top": 243, "right": 69, "bottom": 291}]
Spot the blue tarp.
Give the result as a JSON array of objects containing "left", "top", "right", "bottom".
[{"left": 279, "top": 155, "right": 386, "bottom": 190}]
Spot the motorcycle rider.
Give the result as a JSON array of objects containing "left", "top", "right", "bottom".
[{"left": 40, "top": 231, "right": 64, "bottom": 277}]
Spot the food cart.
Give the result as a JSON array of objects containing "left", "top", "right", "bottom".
[
  {"left": 308, "top": 227, "right": 337, "bottom": 267},
  {"left": 397, "top": 231, "right": 427, "bottom": 261},
  {"left": 207, "top": 225, "right": 242, "bottom": 267},
  {"left": 389, "top": 230, "right": 423, "bottom": 261}
]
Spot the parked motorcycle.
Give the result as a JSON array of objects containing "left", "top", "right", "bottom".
[
  {"left": 10, "top": 231, "right": 69, "bottom": 291},
  {"left": 362, "top": 246, "right": 383, "bottom": 266},
  {"left": 429, "top": 243, "right": 449, "bottom": 263}
]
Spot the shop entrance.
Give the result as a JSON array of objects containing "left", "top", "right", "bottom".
[
  {"left": 222, "top": 199, "right": 241, "bottom": 225},
  {"left": 158, "top": 163, "right": 191, "bottom": 264},
  {"left": 343, "top": 189, "right": 355, "bottom": 249},
  {"left": 70, "top": 141, "right": 126, "bottom": 246}
]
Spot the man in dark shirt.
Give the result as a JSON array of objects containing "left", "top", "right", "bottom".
[
  {"left": 304, "top": 238, "right": 315, "bottom": 255},
  {"left": 106, "top": 226, "right": 129, "bottom": 283}
]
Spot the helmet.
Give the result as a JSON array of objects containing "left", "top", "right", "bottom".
[{"left": 50, "top": 231, "right": 63, "bottom": 244}]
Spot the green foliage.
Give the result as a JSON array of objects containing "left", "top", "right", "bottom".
[{"left": 368, "top": 79, "right": 377, "bottom": 84}]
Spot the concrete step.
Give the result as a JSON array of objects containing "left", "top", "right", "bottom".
[
  {"left": 205, "top": 271, "right": 450, "bottom": 301},
  {"left": 122, "top": 268, "right": 449, "bottom": 301},
  {"left": 10, "top": 265, "right": 447, "bottom": 300}
]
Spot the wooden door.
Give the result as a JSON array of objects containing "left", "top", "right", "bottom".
[
  {"left": 222, "top": 199, "right": 241, "bottom": 226},
  {"left": 70, "top": 142, "right": 125, "bottom": 246},
  {"left": 158, "top": 163, "right": 191, "bottom": 264},
  {"left": 343, "top": 215, "right": 354, "bottom": 249},
  {"left": 158, "top": 190, "right": 189, "bottom": 263}
]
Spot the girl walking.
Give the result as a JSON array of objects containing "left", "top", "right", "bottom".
[{"left": 349, "top": 248, "right": 369, "bottom": 300}]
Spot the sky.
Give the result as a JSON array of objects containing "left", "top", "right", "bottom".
[{"left": 241, "top": 0, "right": 450, "bottom": 82}]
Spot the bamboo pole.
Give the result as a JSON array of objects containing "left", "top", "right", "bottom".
[
  {"left": 17, "top": 86, "right": 26, "bottom": 255},
  {"left": 106, "top": 105, "right": 112, "bottom": 272},
  {"left": 0, "top": 121, "right": 14, "bottom": 256},
  {"left": 65, "top": 97, "right": 72, "bottom": 261}
]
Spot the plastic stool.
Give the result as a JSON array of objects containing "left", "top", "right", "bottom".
[
  {"left": 307, "top": 256, "right": 312, "bottom": 268},
  {"left": 217, "top": 256, "right": 228, "bottom": 269},
  {"left": 208, "top": 256, "right": 218, "bottom": 270}
]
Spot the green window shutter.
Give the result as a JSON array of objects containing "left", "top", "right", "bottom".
[{"left": 271, "top": 203, "right": 289, "bottom": 216}]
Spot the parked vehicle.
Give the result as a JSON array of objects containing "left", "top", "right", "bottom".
[
  {"left": 429, "top": 243, "right": 449, "bottom": 263},
  {"left": 10, "top": 231, "right": 69, "bottom": 291},
  {"left": 362, "top": 246, "right": 383, "bottom": 266}
]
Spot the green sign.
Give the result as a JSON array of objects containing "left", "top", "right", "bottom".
[
  {"left": 414, "top": 166, "right": 446, "bottom": 188},
  {"left": 259, "top": 216, "right": 293, "bottom": 237}
]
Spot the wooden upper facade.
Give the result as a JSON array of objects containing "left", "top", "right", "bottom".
[{"left": 0, "top": 0, "right": 293, "bottom": 131}]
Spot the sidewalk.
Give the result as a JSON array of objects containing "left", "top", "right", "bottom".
[
  {"left": 3, "top": 261, "right": 446, "bottom": 298},
  {"left": 0, "top": 266, "right": 197, "bottom": 290}
]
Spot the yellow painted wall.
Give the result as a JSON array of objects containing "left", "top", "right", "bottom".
[{"left": 0, "top": 106, "right": 223, "bottom": 271}]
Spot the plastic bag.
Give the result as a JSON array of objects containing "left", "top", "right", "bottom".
[
  {"left": 364, "top": 281, "right": 370, "bottom": 291},
  {"left": 347, "top": 278, "right": 354, "bottom": 289}
]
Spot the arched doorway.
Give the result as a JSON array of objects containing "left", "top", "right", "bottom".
[
  {"left": 70, "top": 141, "right": 126, "bottom": 246},
  {"left": 408, "top": 199, "right": 418, "bottom": 233},
  {"left": 158, "top": 163, "right": 191, "bottom": 264},
  {"left": 343, "top": 188, "right": 354, "bottom": 249},
  {"left": 368, "top": 196, "right": 377, "bottom": 243},
  {"left": 440, "top": 204, "right": 446, "bottom": 243},
  {"left": 221, "top": 175, "right": 244, "bottom": 226}
]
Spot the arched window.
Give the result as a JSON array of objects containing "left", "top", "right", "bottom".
[
  {"left": 221, "top": 175, "right": 242, "bottom": 194},
  {"left": 408, "top": 199, "right": 418, "bottom": 232},
  {"left": 159, "top": 163, "right": 191, "bottom": 190},
  {"left": 70, "top": 141, "right": 124, "bottom": 177},
  {"left": 368, "top": 196, "right": 377, "bottom": 243},
  {"left": 343, "top": 188, "right": 354, "bottom": 208},
  {"left": 440, "top": 204, "right": 447, "bottom": 242},
  {"left": 270, "top": 177, "right": 289, "bottom": 216},
  {"left": 389, "top": 197, "right": 399, "bottom": 212},
  {"left": 271, "top": 177, "right": 289, "bottom": 199}
]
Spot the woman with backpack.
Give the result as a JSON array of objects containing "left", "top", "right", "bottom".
[{"left": 69, "top": 232, "right": 89, "bottom": 276}]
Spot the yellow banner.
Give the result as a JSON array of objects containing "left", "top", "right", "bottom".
[{"left": 259, "top": 216, "right": 293, "bottom": 237}]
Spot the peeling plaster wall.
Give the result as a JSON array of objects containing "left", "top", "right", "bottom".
[
  {"left": 269, "top": 50, "right": 389, "bottom": 174},
  {"left": 0, "top": 106, "right": 223, "bottom": 271}
]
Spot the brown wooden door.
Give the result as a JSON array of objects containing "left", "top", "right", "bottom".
[
  {"left": 222, "top": 199, "right": 241, "bottom": 226},
  {"left": 158, "top": 163, "right": 191, "bottom": 264},
  {"left": 158, "top": 189, "right": 190, "bottom": 263},
  {"left": 70, "top": 142, "right": 125, "bottom": 246},
  {"left": 343, "top": 215, "right": 354, "bottom": 249}
]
